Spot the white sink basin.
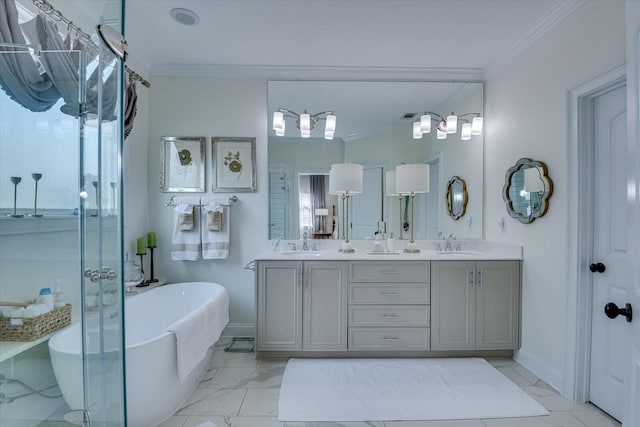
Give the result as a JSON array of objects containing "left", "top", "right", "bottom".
[{"left": 278, "top": 251, "right": 322, "bottom": 257}]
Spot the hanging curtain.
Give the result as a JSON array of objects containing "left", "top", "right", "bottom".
[
  {"left": 309, "top": 175, "right": 326, "bottom": 233},
  {"left": 0, "top": 0, "right": 60, "bottom": 112},
  {"left": 123, "top": 78, "right": 137, "bottom": 139}
]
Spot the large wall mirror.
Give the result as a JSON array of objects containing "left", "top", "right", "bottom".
[{"left": 267, "top": 81, "right": 484, "bottom": 240}]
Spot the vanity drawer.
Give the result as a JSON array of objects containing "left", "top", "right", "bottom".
[
  {"left": 349, "top": 283, "right": 430, "bottom": 304},
  {"left": 349, "top": 261, "right": 429, "bottom": 283},
  {"left": 349, "top": 327, "right": 430, "bottom": 350},
  {"left": 349, "top": 305, "right": 430, "bottom": 327}
]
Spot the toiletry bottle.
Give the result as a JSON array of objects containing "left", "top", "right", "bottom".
[
  {"left": 53, "top": 280, "right": 67, "bottom": 308},
  {"left": 387, "top": 232, "right": 394, "bottom": 252},
  {"left": 37, "top": 288, "right": 54, "bottom": 311}
]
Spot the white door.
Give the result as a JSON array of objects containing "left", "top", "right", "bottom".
[
  {"left": 589, "top": 83, "right": 627, "bottom": 420},
  {"left": 351, "top": 166, "right": 383, "bottom": 239},
  {"left": 624, "top": 3, "right": 640, "bottom": 424}
]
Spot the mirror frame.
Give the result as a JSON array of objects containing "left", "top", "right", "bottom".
[
  {"left": 502, "top": 157, "right": 553, "bottom": 224},
  {"left": 445, "top": 176, "right": 468, "bottom": 220}
]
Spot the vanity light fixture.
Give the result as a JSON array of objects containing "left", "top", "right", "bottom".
[
  {"left": 272, "top": 109, "right": 337, "bottom": 140},
  {"left": 412, "top": 112, "right": 483, "bottom": 140},
  {"left": 329, "top": 163, "right": 363, "bottom": 252},
  {"left": 395, "top": 163, "right": 430, "bottom": 253}
]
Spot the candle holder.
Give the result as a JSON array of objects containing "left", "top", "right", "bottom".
[
  {"left": 135, "top": 252, "right": 149, "bottom": 287},
  {"left": 145, "top": 245, "right": 159, "bottom": 284},
  {"left": 8, "top": 176, "right": 23, "bottom": 218},
  {"left": 29, "top": 173, "right": 43, "bottom": 217}
]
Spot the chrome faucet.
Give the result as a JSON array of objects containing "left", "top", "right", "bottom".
[
  {"left": 302, "top": 231, "right": 309, "bottom": 251},
  {"left": 273, "top": 234, "right": 283, "bottom": 251},
  {"left": 445, "top": 233, "right": 456, "bottom": 252}
]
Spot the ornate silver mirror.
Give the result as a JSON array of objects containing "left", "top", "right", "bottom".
[
  {"left": 502, "top": 158, "right": 553, "bottom": 224},
  {"left": 445, "top": 176, "right": 468, "bottom": 220}
]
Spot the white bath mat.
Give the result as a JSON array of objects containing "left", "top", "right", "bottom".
[{"left": 278, "top": 358, "right": 548, "bottom": 422}]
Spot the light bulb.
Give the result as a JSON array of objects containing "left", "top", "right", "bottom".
[
  {"left": 461, "top": 123, "right": 472, "bottom": 140},
  {"left": 413, "top": 121, "right": 422, "bottom": 139},
  {"left": 420, "top": 114, "right": 431, "bottom": 133},
  {"left": 325, "top": 114, "right": 336, "bottom": 133},
  {"left": 471, "top": 116, "right": 483, "bottom": 135},
  {"left": 446, "top": 114, "right": 457, "bottom": 134},
  {"left": 273, "top": 111, "right": 284, "bottom": 130}
]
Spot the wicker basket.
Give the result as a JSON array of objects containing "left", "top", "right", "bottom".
[{"left": 0, "top": 304, "right": 71, "bottom": 341}]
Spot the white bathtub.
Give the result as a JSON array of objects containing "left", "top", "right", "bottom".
[{"left": 49, "top": 282, "right": 230, "bottom": 427}]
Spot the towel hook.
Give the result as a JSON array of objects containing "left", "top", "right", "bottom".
[{"left": 164, "top": 195, "right": 176, "bottom": 207}]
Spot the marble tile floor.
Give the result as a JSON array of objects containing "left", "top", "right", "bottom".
[{"left": 158, "top": 339, "right": 622, "bottom": 427}]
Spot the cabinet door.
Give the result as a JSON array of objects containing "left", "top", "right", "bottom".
[
  {"left": 431, "top": 261, "right": 475, "bottom": 350},
  {"left": 475, "top": 261, "right": 520, "bottom": 350},
  {"left": 256, "top": 261, "right": 302, "bottom": 351},
  {"left": 303, "top": 261, "right": 347, "bottom": 350}
]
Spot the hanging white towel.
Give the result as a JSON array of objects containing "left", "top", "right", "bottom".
[
  {"left": 201, "top": 198, "right": 230, "bottom": 259},
  {"left": 171, "top": 197, "right": 201, "bottom": 261}
]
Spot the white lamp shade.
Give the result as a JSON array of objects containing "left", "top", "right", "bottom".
[
  {"left": 461, "top": 122, "right": 472, "bottom": 140},
  {"left": 315, "top": 208, "right": 329, "bottom": 216},
  {"left": 325, "top": 114, "right": 336, "bottom": 133},
  {"left": 446, "top": 114, "right": 458, "bottom": 133},
  {"left": 275, "top": 119, "right": 285, "bottom": 136},
  {"left": 329, "top": 163, "right": 363, "bottom": 194},
  {"left": 385, "top": 170, "right": 398, "bottom": 196},
  {"left": 299, "top": 113, "right": 311, "bottom": 131},
  {"left": 300, "top": 128, "right": 311, "bottom": 138},
  {"left": 524, "top": 166, "right": 545, "bottom": 193},
  {"left": 273, "top": 111, "right": 284, "bottom": 130},
  {"left": 396, "top": 163, "right": 430, "bottom": 194},
  {"left": 420, "top": 114, "right": 431, "bottom": 133},
  {"left": 412, "top": 121, "right": 422, "bottom": 139},
  {"left": 324, "top": 131, "right": 334, "bottom": 140},
  {"left": 471, "top": 116, "right": 483, "bottom": 135}
]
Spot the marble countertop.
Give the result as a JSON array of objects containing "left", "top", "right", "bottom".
[{"left": 253, "top": 239, "right": 522, "bottom": 261}]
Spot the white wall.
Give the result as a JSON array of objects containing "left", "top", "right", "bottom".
[
  {"left": 484, "top": 1, "right": 625, "bottom": 389},
  {"left": 148, "top": 77, "right": 268, "bottom": 332}
]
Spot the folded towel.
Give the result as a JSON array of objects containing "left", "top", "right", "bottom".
[
  {"left": 171, "top": 197, "right": 201, "bottom": 261},
  {"left": 205, "top": 202, "right": 224, "bottom": 231},
  {"left": 202, "top": 198, "right": 230, "bottom": 259},
  {"left": 166, "top": 285, "right": 229, "bottom": 383}
]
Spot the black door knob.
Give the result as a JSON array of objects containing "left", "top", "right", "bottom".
[
  {"left": 589, "top": 262, "right": 606, "bottom": 273},
  {"left": 604, "top": 302, "right": 633, "bottom": 323}
]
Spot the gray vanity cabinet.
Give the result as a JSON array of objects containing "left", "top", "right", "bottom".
[
  {"left": 431, "top": 260, "right": 520, "bottom": 351},
  {"left": 256, "top": 260, "right": 347, "bottom": 352},
  {"left": 303, "top": 261, "right": 348, "bottom": 350},
  {"left": 256, "top": 261, "right": 303, "bottom": 351}
]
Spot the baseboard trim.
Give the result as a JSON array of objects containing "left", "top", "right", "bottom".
[
  {"left": 514, "top": 348, "right": 564, "bottom": 394},
  {"left": 222, "top": 323, "right": 255, "bottom": 338}
]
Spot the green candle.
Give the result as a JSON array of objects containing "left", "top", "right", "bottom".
[
  {"left": 147, "top": 231, "right": 156, "bottom": 248},
  {"left": 136, "top": 237, "right": 146, "bottom": 255}
]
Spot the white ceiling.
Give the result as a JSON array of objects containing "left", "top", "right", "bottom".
[{"left": 125, "top": 0, "right": 578, "bottom": 72}]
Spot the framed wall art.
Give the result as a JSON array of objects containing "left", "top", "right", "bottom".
[
  {"left": 211, "top": 137, "right": 256, "bottom": 192},
  {"left": 160, "top": 136, "right": 206, "bottom": 192}
]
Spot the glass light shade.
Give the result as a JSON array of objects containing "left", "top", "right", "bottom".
[
  {"left": 273, "top": 111, "right": 284, "bottom": 130},
  {"left": 324, "top": 131, "right": 334, "bottom": 140},
  {"left": 325, "top": 114, "right": 336, "bottom": 133},
  {"left": 385, "top": 170, "right": 398, "bottom": 196},
  {"left": 437, "top": 128, "right": 447, "bottom": 139},
  {"left": 275, "top": 119, "right": 285, "bottom": 136},
  {"left": 446, "top": 114, "right": 457, "bottom": 133},
  {"left": 461, "top": 122, "right": 472, "bottom": 140},
  {"left": 329, "top": 163, "right": 363, "bottom": 194},
  {"left": 395, "top": 163, "right": 430, "bottom": 194},
  {"left": 300, "top": 113, "right": 311, "bottom": 131},
  {"left": 471, "top": 116, "right": 483, "bottom": 135},
  {"left": 412, "top": 121, "right": 422, "bottom": 139},
  {"left": 420, "top": 114, "right": 431, "bottom": 133},
  {"left": 300, "top": 128, "right": 311, "bottom": 138}
]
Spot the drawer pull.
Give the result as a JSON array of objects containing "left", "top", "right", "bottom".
[
  {"left": 381, "top": 270, "right": 400, "bottom": 275},
  {"left": 379, "top": 291, "right": 400, "bottom": 296},
  {"left": 380, "top": 314, "right": 399, "bottom": 318},
  {"left": 381, "top": 336, "right": 399, "bottom": 340}
]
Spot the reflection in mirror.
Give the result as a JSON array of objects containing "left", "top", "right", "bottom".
[
  {"left": 297, "top": 173, "right": 338, "bottom": 239},
  {"left": 268, "top": 81, "right": 484, "bottom": 239},
  {"left": 502, "top": 158, "right": 553, "bottom": 224},
  {"left": 445, "top": 176, "right": 468, "bottom": 220}
]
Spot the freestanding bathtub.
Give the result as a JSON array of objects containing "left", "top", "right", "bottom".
[{"left": 49, "top": 282, "right": 230, "bottom": 427}]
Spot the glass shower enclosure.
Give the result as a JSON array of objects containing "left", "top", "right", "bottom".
[{"left": 0, "top": 0, "right": 126, "bottom": 425}]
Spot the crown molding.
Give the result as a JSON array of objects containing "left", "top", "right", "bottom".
[
  {"left": 150, "top": 64, "right": 485, "bottom": 82},
  {"left": 485, "top": 0, "right": 586, "bottom": 78}
]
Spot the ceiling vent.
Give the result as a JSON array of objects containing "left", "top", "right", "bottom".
[
  {"left": 401, "top": 113, "right": 417, "bottom": 120},
  {"left": 170, "top": 8, "right": 200, "bottom": 26}
]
